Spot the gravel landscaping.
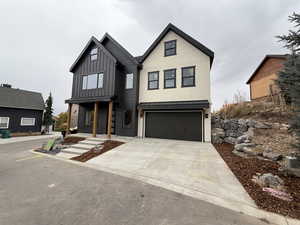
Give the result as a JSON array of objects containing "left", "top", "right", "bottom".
[
  {"left": 214, "top": 143, "right": 300, "bottom": 219},
  {"left": 71, "top": 140, "right": 124, "bottom": 162}
]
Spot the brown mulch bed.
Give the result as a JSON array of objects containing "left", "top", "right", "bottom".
[
  {"left": 214, "top": 143, "right": 300, "bottom": 219},
  {"left": 62, "top": 136, "right": 85, "bottom": 145},
  {"left": 71, "top": 140, "right": 124, "bottom": 162}
]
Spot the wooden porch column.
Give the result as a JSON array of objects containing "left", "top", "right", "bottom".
[
  {"left": 66, "top": 103, "right": 72, "bottom": 134},
  {"left": 92, "top": 102, "right": 99, "bottom": 137},
  {"left": 107, "top": 101, "right": 113, "bottom": 139}
]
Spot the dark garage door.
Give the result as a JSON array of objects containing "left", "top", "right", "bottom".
[{"left": 145, "top": 111, "right": 202, "bottom": 141}]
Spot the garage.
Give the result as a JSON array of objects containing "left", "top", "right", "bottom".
[{"left": 145, "top": 111, "right": 203, "bottom": 141}]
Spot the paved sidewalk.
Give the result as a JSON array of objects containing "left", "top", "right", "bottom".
[{"left": 0, "top": 132, "right": 60, "bottom": 145}]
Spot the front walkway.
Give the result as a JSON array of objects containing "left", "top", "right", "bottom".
[
  {"left": 86, "top": 137, "right": 257, "bottom": 210},
  {"left": 0, "top": 132, "right": 60, "bottom": 145}
]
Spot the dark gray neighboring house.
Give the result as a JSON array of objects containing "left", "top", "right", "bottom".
[{"left": 0, "top": 85, "right": 44, "bottom": 134}]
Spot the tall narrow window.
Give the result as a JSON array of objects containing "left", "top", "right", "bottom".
[
  {"left": 85, "top": 109, "right": 94, "bottom": 126},
  {"left": 182, "top": 66, "right": 195, "bottom": 87},
  {"left": 98, "top": 73, "right": 104, "bottom": 88},
  {"left": 148, "top": 71, "right": 159, "bottom": 90},
  {"left": 125, "top": 73, "right": 133, "bottom": 89},
  {"left": 164, "top": 69, "right": 176, "bottom": 88},
  {"left": 164, "top": 40, "right": 176, "bottom": 56},
  {"left": 90, "top": 48, "right": 98, "bottom": 61},
  {"left": 0, "top": 117, "right": 9, "bottom": 129}
]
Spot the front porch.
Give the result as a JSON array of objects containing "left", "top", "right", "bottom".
[{"left": 66, "top": 100, "right": 114, "bottom": 139}]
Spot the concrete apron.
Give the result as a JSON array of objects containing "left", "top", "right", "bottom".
[{"left": 31, "top": 137, "right": 299, "bottom": 225}]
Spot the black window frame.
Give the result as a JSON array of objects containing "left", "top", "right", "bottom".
[
  {"left": 90, "top": 48, "right": 98, "bottom": 61},
  {"left": 181, "top": 66, "right": 196, "bottom": 87},
  {"left": 148, "top": 71, "right": 159, "bottom": 90},
  {"left": 164, "top": 69, "right": 176, "bottom": 89},
  {"left": 164, "top": 40, "right": 176, "bottom": 57}
]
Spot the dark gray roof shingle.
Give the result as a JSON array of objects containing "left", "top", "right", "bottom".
[{"left": 0, "top": 87, "right": 44, "bottom": 111}]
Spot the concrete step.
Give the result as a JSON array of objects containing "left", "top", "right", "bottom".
[
  {"left": 86, "top": 137, "right": 108, "bottom": 142},
  {"left": 72, "top": 143, "right": 94, "bottom": 150},
  {"left": 61, "top": 148, "right": 87, "bottom": 155},
  {"left": 79, "top": 140, "right": 103, "bottom": 145},
  {"left": 56, "top": 152, "right": 78, "bottom": 159}
]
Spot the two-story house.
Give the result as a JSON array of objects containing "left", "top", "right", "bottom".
[{"left": 66, "top": 23, "right": 214, "bottom": 142}]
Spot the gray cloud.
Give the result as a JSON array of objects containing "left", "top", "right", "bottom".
[{"left": 0, "top": 0, "right": 299, "bottom": 114}]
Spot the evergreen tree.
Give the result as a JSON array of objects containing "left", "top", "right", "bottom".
[
  {"left": 277, "top": 13, "right": 300, "bottom": 152},
  {"left": 43, "top": 93, "right": 53, "bottom": 133}
]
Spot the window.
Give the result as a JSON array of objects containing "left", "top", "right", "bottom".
[
  {"left": 125, "top": 73, "right": 133, "bottom": 89},
  {"left": 98, "top": 73, "right": 104, "bottom": 88},
  {"left": 21, "top": 118, "right": 35, "bottom": 126},
  {"left": 0, "top": 117, "right": 9, "bottom": 129},
  {"left": 164, "top": 40, "right": 176, "bottom": 56},
  {"left": 85, "top": 110, "right": 94, "bottom": 126},
  {"left": 182, "top": 66, "right": 195, "bottom": 87},
  {"left": 148, "top": 71, "right": 159, "bottom": 90},
  {"left": 90, "top": 48, "right": 98, "bottom": 61},
  {"left": 164, "top": 69, "right": 176, "bottom": 88},
  {"left": 82, "top": 73, "right": 104, "bottom": 90},
  {"left": 124, "top": 110, "right": 132, "bottom": 125}
]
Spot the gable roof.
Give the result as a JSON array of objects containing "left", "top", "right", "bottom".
[
  {"left": 139, "top": 23, "right": 214, "bottom": 66},
  {"left": 0, "top": 87, "right": 44, "bottom": 110},
  {"left": 99, "top": 33, "right": 140, "bottom": 65},
  {"left": 246, "top": 54, "right": 287, "bottom": 84},
  {"left": 69, "top": 36, "right": 117, "bottom": 72}
]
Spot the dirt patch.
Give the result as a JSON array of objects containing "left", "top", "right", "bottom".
[
  {"left": 62, "top": 136, "right": 85, "bottom": 145},
  {"left": 214, "top": 143, "right": 300, "bottom": 219},
  {"left": 71, "top": 140, "right": 124, "bottom": 162},
  {"left": 253, "top": 129, "right": 297, "bottom": 156}
]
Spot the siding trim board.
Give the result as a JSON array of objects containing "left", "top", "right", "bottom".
[{"left": 138, "top": 100, "right": 209, "bottom": 110}]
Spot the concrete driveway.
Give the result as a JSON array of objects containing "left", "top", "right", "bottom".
[{"left": 87, "top": 138, "right": 257, "bottom": 213}]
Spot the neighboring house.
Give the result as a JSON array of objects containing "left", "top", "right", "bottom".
[
  {"left": 66, "top": 23, "right": 214, "bottom": 142},
  {"left": 0, "top": 84, "right": 44, "bottom": 135},
  {"left": 246, "top": 54, "right": 286, "bottom": 101}
]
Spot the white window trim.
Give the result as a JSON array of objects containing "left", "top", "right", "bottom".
[
  {"left": 21, "top": 117, "right": 36, "bottom": 126},
  {"left": 0, "top": 117, "right": 9, "bottom": 129},
  {"left": 125, "top": 73, "right": 134, "bottom": 89}
]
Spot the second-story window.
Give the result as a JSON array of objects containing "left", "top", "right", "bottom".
[
  {"left": 125, "top": 73, "right": 133, "bottom": 89},
  {"left": 90, "top": 48, "right": 98, "bottom": 61},
  {"left": 164, "top": 40, "right": 176, "bottom": 56},
  {"left": 148, "top": 71, "right": 159, "bottom": 90},
  {"left": 98, "top": 73, "right": 104, "bottom": 88},
  {"left": 164, "top": 69, "right": 176, "bottom": 88},
  {"left": 182, "top": 66, "right": 195, "bottom": 87},
  {"left": 82, "top": 73, "right": 104, "bottom": 90}
]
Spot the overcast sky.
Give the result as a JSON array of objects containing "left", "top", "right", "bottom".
[{"left": 1, "top": 0, "right": 299, "bottom": 114}]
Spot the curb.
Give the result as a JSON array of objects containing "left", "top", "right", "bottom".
[{"left": 30, "top": 149, "right": 299, "bottom": 225}]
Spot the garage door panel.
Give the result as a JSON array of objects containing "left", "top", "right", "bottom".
[{"left": 145, "top": 112, "right": 202, "bottom": 141}]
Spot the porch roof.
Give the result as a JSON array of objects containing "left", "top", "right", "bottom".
[{"left": 65, "top": 96, "right": 113, "bottom": 104}]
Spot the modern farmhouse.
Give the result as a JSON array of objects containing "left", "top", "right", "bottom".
[{"left": 66, "top": 23, "right": 214, "bottom": 142}]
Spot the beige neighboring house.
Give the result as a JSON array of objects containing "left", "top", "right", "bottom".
[
  {"left": 137, "top": 24, "right": 214, "bottom": 142},
  {"left": 246, "top": 54, "right": 286, "bottom": 101}
]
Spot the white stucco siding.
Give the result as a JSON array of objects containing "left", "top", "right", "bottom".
[{"left": 139, "top": 31, "right": 211, "bottom": 103}]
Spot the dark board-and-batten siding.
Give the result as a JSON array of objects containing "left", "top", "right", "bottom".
[{"left": 72, "top": 44, "right": 117, "bottom": 99}]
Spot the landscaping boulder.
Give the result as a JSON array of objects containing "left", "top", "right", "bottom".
[
  {"left": 254, "top": 121, "right": 271, "bottom": 129},
  {"left": 234, "top": 143, "right": 256, "bottom": 152},
  {"left": 224, "top": 137, "right": 237, "bottom": 145},
  {"left": 262, "top": 149, "right": 282, "bottom": 161},
  {"left": 236, "top": 133, "right": 252, "bottom": 144},
  {"left": 252, "top": 173, "right": 285, "bottom": 191}
]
